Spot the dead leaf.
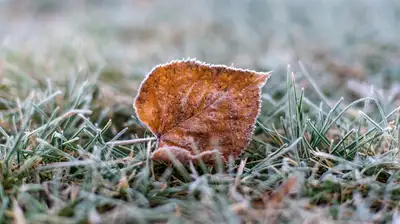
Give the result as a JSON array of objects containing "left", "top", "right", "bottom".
[
  {"left": 245, "top": 176, "right": 298, "bottom": 223},
  {"left": 135, "top": 59, "right": 270, "bottom": 163},
  {"left": 269, "top": 176, "right": 297, "bottom": 204}
]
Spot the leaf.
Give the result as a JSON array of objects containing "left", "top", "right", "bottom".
[
  {"left": 269, "top": 176, "right": 297, "bottom": 204},
  {"left": 134, "top": 59, "right": 271, "bottom": 163}
]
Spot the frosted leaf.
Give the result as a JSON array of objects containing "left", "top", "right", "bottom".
[{"left": 135, "top": 59, "right": 271, "bottom": 163}]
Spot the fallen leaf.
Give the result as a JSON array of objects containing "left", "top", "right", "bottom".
[
  {"left": 135, "top": 59, "right": 270, "bottom": 163},
  {"left": 269, "top": 176, "right": 297, "bottom": 204},
  {"left": 247, "top": 176, "right": 298, "bottom": 223}
]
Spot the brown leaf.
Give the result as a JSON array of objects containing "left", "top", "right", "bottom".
[
  {"left": 269, "top": 176, "right": 297, "bottom": 204},
  {"left": 251, "top": 176, "right": 297, "bottom": 210},
  {"left": 134, "top": 59, "right": 270, "bottom": 163}
]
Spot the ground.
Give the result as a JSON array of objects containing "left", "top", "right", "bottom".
[{"left": 1, "top": 1, "right": 400, "bottom": 223}]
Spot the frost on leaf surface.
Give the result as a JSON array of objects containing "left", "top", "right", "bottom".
[{"left": 134, "top": 59, "right": 271, "bottom": 163}]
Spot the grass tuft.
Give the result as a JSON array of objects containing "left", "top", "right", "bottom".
[{"left": 2, "top": 63, "right": 400, "bottom": 223}]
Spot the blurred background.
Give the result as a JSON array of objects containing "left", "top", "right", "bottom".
[{"left": 1, "top": 0, "right": 400, "bottom": 103}]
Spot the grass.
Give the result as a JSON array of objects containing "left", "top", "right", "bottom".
[
  {"left": 1, "top": 58, "right": 400, "bottom": 223},
  {"left": 1, "top": 1, "right": 400, "bottom": 223}
]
